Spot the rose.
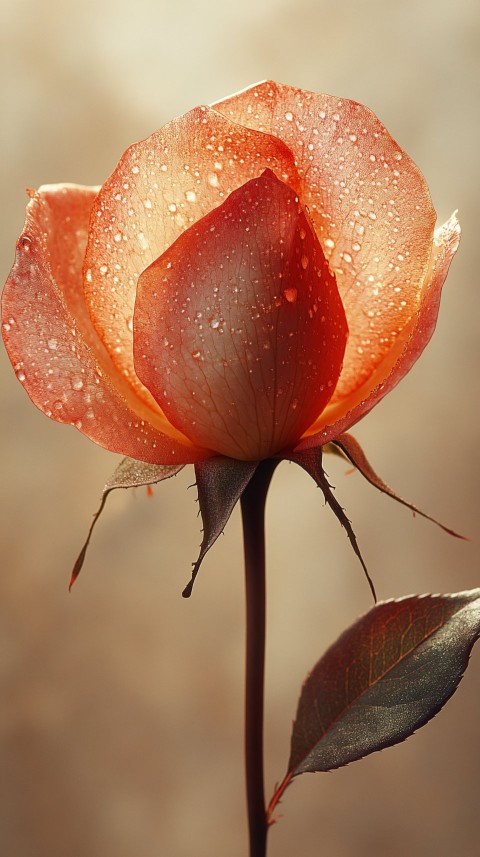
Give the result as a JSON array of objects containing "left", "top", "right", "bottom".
[{"left": 2, "top": 81, "right": 459, "bottom": 463}]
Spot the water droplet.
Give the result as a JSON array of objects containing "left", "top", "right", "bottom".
[
  {"left": 143, "top": 199, "right": 152, "bottom": 209},
  {"left": 132, "top": 165, "right": 140, "bottom": 175},
  {"left": 185, "top": 190, "right": 197, "bottom": 203},
  {"left": 291, "top": 398, "right": 298, "bottom": 410},
  {"left": 16, "top": 370, "right": 26, "bottom": 382},
  {"left": 47, "top": 338, "right": 58, "bottom": 350},
  {"left": 325, "top": 238, "right": 335, "bottom": 249},
  {"left": 299, "top": 228, "right": 306, "bottom": 240},
  {"left": 3, "top": 322, "right": 11, "bottom": 332},
  {"left": 137, "top": 232, "right": 149, "bottom": 250},
  {"left": 301, "top": 255, "right": 309, "bottom": 269},
  {"left": 168, "top": 203, "right": 177, "bottom": 213},
  {"left": 53, "top": 400, "right": 63, "bottom": 410},
  {"left": 207, "top": 172, "right": 220, "bottom": 188},
  {"left": 210, "top": 318, "right": 220, "bottom": 329},
  {"left": 85, "top": 408, "right": 95, "bottom": 420},
  {"left": 283, "top": 287, "right": 297, "bottom": 303},
  {"left": 342, "top": 252, "right": 352, "bottom": 264},
  {"left": 72, "top": 378, "right": 84, "bottom": 391},
  {"left": 352, "top": 242, "right": 361, "bottom": 252},
  {"left": 349, "top": 133, "right": 357, "bottom": 142},
  {"left": 127, "top": 317, "right": 134, "bottom": 332},
  {"left": 114, "top": 232, "right": 122, "bottom": 243},
  {"left": 192, "top": 350, "right": 201, "bottom": 360},
  {"left": 368, "top": 212, "right": 377, "bottom": 220},
  {"left": 285, "top": 111, "right": 293, "bottom": 122}
]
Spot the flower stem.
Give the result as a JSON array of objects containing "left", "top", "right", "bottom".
[{"left": 240, "top": 460, "right": 278, "bottom": 857}]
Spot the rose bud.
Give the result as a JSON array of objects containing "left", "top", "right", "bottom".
[
  {"left": 3, "top": 82, "right": 463, "bottom": 596},
  {"left": 2, "top": 82, "right": 460, "bottom": 465}
]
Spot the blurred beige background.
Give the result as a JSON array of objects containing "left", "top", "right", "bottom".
[{"left": 1, "top": 0, "right": 479, "bottom": 855}]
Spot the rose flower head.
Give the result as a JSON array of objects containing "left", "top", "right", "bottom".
[{"left": 2, "top": 82, "right": 461, "bottom": 591}]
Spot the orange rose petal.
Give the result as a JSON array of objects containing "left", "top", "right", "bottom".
[
  {"left": 214, "top": 82, "right": 436, "bottom": 401},
  {"left": 134, "top": 171, "right": 348, "bottom": 460},
  {"left": 296, "top": 212, "right": 461, "bottom": 449},
  {"left": 2, "top": 185, "right": 208, "bottom": 464},
  {"left": 84, "top": 106, "right": 299, "bottom": 410}
]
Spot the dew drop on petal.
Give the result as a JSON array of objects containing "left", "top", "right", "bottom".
[{"left": 283, "top": 287, "right": 298, "bottom": 303}]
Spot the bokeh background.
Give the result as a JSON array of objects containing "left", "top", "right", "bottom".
[{"left": 1, "top": 1, "right": 479, "bottom": 855}]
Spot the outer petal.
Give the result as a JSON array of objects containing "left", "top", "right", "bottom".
[
  {"left": 2, "top": 185, "right": 209, "bottom": 464},
  {"left": 214, "top": 81, "right": 436, "bottom": 401},
  {"left": 84, "top": 106, "right": 299, "bottom": 409},
  {"left": 296, "top": 212, "right": 461, "bottom": 449},
  {"left": 134, "top": 171, "right": 347, "bottom": 460}
]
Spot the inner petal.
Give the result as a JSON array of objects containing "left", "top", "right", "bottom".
[{"left": 134, "top": 171, "right": 348, "bottom": 460}]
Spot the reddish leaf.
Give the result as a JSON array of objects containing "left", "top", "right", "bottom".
[
  {"left": 268, "top": 590, "right": 480, "bottom": 820},
  {"left": 70, "top": 458, "right": 184, "bottom": 588}
]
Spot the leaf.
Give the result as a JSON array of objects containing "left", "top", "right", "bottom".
[
  {"left": 332, "top": 432, "right": 466, "bottom": 540},
  {"left": 268, "top": 589, "right": 480, "bottom": 821},
  {"left": 70, "top": 458, "right": 184, "bottom": 589},
  {"left": 182, "top": 456, "right": 258, "bottom": 597},
  {"left": 289, "top": 447, "right": 377, "bottom": 601}
]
